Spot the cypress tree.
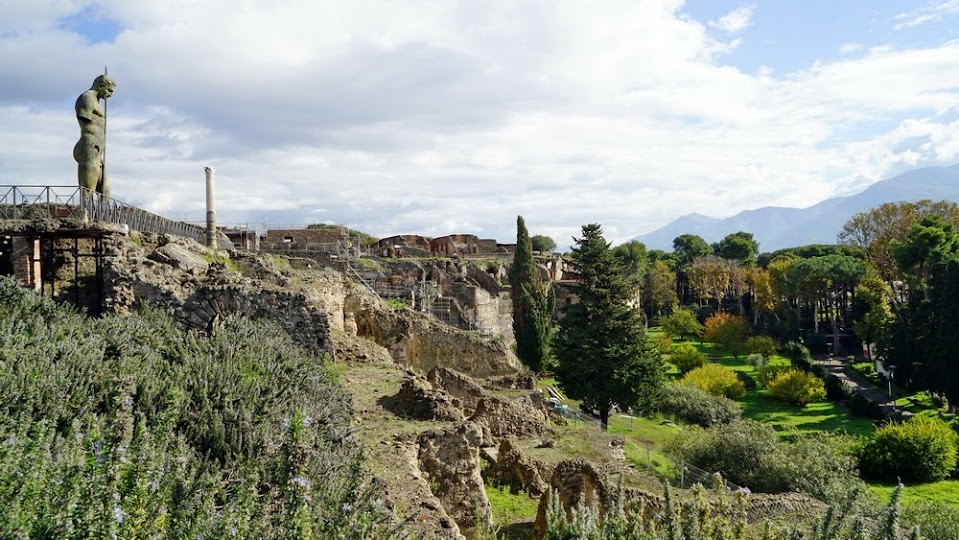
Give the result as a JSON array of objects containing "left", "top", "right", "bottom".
[
  {"left": 553, "top": 223, "right": 665, "bottom": 429},
  {"left": 508, "top": 216, "right": 553, "bottom": 373}
]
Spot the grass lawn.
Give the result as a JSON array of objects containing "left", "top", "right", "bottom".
[
  {"left": 869, "top": 480, "right": 959, "bottom": 508},
  {"left": 739, "top": 389, "right": 875, "bottom": 437},
  {"left": 658, "top": 331, "right": 876, "bottom": 437},
  {"left": 485, "top": 484, "right": 539, "bottom": 524}
]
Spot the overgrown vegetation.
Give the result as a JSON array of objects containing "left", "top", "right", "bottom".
[
  {"left": 667, "top": 420, "right": 863, "bottom": 501},
  {"left": 540, "top": 479, "right": 923, "bottom": 540},
  {"left": 0, "top": 277, "right": 402, "bottom": 538},
  {"left": 656, "top": 382, "right": 742, "bottom": 427}
]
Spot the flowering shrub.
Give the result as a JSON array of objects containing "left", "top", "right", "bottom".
[
  {"left": 766, "top": 369, "right": 827, "bottom": 406},
  {"left": 682, "top": 363, "right": 745, "bottom": 399}
]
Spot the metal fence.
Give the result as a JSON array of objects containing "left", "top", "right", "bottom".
[{"left": 0, "top": 185, "right": 206, "bottom": 243}]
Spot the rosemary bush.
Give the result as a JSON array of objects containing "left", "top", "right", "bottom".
[{"left": 0, "top": 277, "right": 403, "bottom": 538}]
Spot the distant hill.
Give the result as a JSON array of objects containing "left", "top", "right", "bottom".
[{"left": 635, "top": 163, "right": 959, "bottom": 252}]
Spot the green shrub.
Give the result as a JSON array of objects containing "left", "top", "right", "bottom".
[
  {"left": 682, "top": 363, "right": 745, "bottom": 399},
  {"left": 823, "top": 373, "right": 848, "bottom": 401},
  {"left": 746, "top": 353, "right": 768, "bottom": 369},
  {"left": 766, "top": 369, "right": 827, "bottom": 406},
  {"left": 667, "top": 420, "right": 778, "bottom": 491},
  {"left": 847, "top": 392, "right": 884, "bottom": 419},
  {"left": 653, "top": 332, "right": 674, "bottom": 354},
  {"left": 667, "top": 343, "right": 707, "bottom": 374},
  {"left": 745, "top": 335, "right": 778, "bottom": 357},
  {"left": 735, "top": 370, "right": 757, "bottom": 391},
  {"left": 757, "top": 364, "right": 792, "bottom": 386},
  {"left": 658, "top": 307, "right": 702, "bottom": 341},
  {"left": 781, "top": 341, "right": 813, "bottom": 371},
  {"left": 668, "top": 420, "right": 862, "bottom": 500},
  {"left": 858, "top": 416, "right": 959, "bottom": 483},
  {"left": 656, "top": 382, "right": 742, "bottom": 427}
]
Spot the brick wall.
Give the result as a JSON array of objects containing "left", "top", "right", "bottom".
[
  {"left": 261, "top": 228, "right": 347, "bottom": 251},
  {"left": 11, "top": 237, "right": 40, "bottom": 291}
]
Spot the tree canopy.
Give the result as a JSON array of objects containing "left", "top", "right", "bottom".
[
  {"left": 715, "top": 231, "right": 759, "bottom": 266},
  {"left": 838, "top": 199, "right": 959, "bottom": 282},
  {"left": 672, "top": 234, "right": 712, "bottom": 266},
  {"left": 530, "top": 234, "right": 557, "bottom": 253},
  {"left": 508, "top": 216, "right": 553, "bottom": 373},
  {"left": 553, "top": 224, "right": 665, "bottom": 429}
]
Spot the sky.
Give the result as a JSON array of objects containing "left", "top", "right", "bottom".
[{"left": 1, "top": 0, "right": 958, "bottom": 248}]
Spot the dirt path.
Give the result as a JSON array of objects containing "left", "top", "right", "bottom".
[{"left": 336, "top": 336, "right": 466, "bottom": 540}]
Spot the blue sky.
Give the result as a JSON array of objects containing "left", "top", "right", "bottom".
[{"left": 1, "top": 0, "right": 958, "bottom": 247}]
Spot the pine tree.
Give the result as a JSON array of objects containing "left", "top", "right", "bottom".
[
  {"left": 508, "top": 216, "right": 554, "bottom": 373},
  {"left": 553, "top": 223, "right": 665, "bottom": 429}
]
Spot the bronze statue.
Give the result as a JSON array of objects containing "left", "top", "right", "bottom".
[{"left": 73, "top": 73, "right": 116, "bottom": 198}]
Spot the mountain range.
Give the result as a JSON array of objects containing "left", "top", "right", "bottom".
[{"left": 634, "top": 163, "right": 959, "bottom": 252}]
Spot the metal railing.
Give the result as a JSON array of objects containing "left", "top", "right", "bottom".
[{"left": 0, "top": 185, "right": 206, "bottom": 243}]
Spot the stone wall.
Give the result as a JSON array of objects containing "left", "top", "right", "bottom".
[{"left": 102, "top": 234, "right": 335, "bottom": 357}]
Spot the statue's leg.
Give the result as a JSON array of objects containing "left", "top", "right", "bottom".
[
  {"left": 75, "top": 137, "right": 100, "bottom": 193},
  {"left": 96, "top": 165, "right": 110, "bottom": 199}
]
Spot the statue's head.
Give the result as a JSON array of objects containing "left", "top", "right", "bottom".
[{"left": 91, "top": 74, "right": 116, "bottom": 99}]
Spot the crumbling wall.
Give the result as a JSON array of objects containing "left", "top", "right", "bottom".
[{"left": 418, "top": 422, "right": 492, "bottom": 533}]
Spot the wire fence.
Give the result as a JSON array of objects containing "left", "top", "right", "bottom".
[
  {"left": 0, "top": 185, "right": 206, "bottom": 243},
  {"left": 548, "top": 400, "right": 747, "bottom": 492}
]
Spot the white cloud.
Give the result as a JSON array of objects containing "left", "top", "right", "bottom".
[
  {"left": 708, "top": 4, "right": 755, "bottom": 33},
  {"left": 839, "top": 42, "right": 862, "bottom": 54},
  {"left": 893, "top": 0, "right": 959, "bottom": 29},
  {"left": 1, "top": 1, "right": 958, "bottom": 248}
]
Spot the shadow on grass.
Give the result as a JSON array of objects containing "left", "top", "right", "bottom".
[{"left": 740, "top": 389, "right": 876, "bottom": 437}]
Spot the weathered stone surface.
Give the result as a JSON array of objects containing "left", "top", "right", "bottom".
[
  {"left": 427, "top": 366, "right": 486, "bottom": 416},
  {"left": 418, "top": 422, "right": 491, "bottom": 532},
  {"left": 490, "top": 439, "right": 549, "bottom": 496},
  {"left": 103, "top": 235, "right": 333, "bottom": 356},
  {"left": 533, "top": 459, "right": 610, "bottom": 540},
  {"left": 350, "top": 295, "right": 524, "bottom": 378},
  {"left": 469, "top": 393, "right": 550, "bottom": 439},
  {"left": 386, "top": 373, "right": 466, "bottom": 422},
  {"left": 153, "top": 243, "right": 210, "bottom": 273}
]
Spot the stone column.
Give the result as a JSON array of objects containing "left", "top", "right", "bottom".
[{"left": 204, "top": 166, "right": 216, "bottom": 248}]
